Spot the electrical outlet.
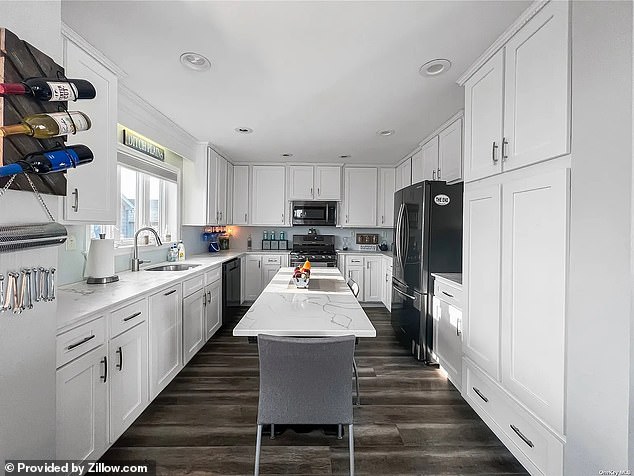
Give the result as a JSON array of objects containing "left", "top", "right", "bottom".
[{"left": 66, "top": 234, "right": 77, "bottom": 251}]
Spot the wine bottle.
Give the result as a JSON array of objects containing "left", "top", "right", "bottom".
[
  {"left": 0, "top": 78, "right": 96, "bottom": 101},
  {"left": 0, "top": 111, "right": 91, "bottom": 139},
  {"left": 0, "top": 145, "right": 93, "bottom": 178}
]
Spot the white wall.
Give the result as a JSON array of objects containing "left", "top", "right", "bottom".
[
  {"left": 0, "top": 0, "right": 62, "bottom": 461},
  {"left": 566, "top": 1, "right": 632, "bottom": 474}
]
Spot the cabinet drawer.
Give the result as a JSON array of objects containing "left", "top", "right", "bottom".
[
  {"left": 263, "top": 255, "right": 281, "bottom": 265},
  {"left": 465, "top": 361, "right": 503, "bottom": 420},
  {"left": 110, "top": 298, "right": 147, "bottom": 338},
  {"left": 183, "top": 274, "right": 204, "bottom": 297},
  {"left": 434, "top": 279, "right": 463, "bottom": 309},
  {"left": 205, "top": 266, "right": 222, "bottom": 284},
  {"left": 346, "top": 256, "right": 364, "bottom": 267},
  {"left": 57, "top": 316, "right": 106, "bottom": 368}
]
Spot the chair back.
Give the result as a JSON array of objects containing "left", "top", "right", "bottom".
[
  {"left": 347, "top": 278, "right": 360, "bottom": 298},
  {"left": 257, "top": 334, "right": 355, "bottom": 425}
]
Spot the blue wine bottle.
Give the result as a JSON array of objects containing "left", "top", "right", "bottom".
[{"left": 0, "top": 145, "right": 93, "bottom": 178}]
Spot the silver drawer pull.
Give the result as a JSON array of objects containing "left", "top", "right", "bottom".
[
  {"left": 123, "top": 311, "right": 142, "bottom": 322},
  {"left": 472, "top": 386, "right": 488, "bottom": 403},
  {"left": 510, "top": 424, "right": 534, "bottom": 448},
  {"left": 67, "top": 334, "right": 95, "bottom": 351},
  {"left": 164, "top": 289, "right": 177, "bottom": 296},
  {"left": 441, "top": 290, "right": 454, "bottom": 298}
]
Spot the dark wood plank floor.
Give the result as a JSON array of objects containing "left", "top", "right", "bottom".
[{"left": 102, "top": 306, "right": 528, "bottom": 475}]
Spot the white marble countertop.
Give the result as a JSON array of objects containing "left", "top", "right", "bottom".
[
  {"left": 233, "top": 267, "right": 377, "bottom": 338},
  {"left": 57, "top": 251, "right": 247, "bottom": 332},
  {"left": 336, "top": 250, "right": 393, "bottom": 258},
  {"left": 432, "top": 272, "right": 462, "bottom": 286}
]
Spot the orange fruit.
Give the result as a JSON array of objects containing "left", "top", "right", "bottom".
[{"left": 303, "top": 260, "right": 311, "bottom": 270}]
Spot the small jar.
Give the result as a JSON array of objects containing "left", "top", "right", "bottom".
[{"left": 263, "top": 230, "right": 268, "bottom": 240}]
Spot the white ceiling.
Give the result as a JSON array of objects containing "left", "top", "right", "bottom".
[{"left": 61, "top": 1, "right": 529, "bottom": 165}]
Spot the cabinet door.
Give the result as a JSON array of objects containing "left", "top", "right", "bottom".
[
  {"left": 381, "top": 258, "right": 393, "bottom": 311},
  {"left": 183, "top": 288, "right": 205, "bottom": 364},
  {"left": 226, "top": 163, "right": 234, "bottom": 225},
  {"left": 421, "top": 137, "right": 440, "bottom": 181},
  {"left": 63, "top": 39, "right": 117, "bottom": 223},
  {"left": 378, "top": 168, "right": 395, "bottom": 227},
  {"left": 397, "top": 158, "right": 412, "bottom": 190},
  {"left": 182, "top": 143, "right": 210, "bottom": 226},
  {"left": 463, "top": 184, "right": 501, "bottom": 379},
  {"left": 206, "top": 148, "right": 219, "bottom": 225},
  {"left": 56, "top": 346, "right": 108, "bottom": 460},
  {"left": 433, "top": 296, "right": 463, "bottom": 390},
  {"left": 149, "top": 285, "right": 182, "bottom": 399},
  {"left": 244, "top": 255, "right": 263, "bottom": 301},
  {"left": 463, "top": 49, "right": 504, "bottom": 182},
  {"left": 252, "top": 166, "right": 286, "bottom": 225},
  {"left": 263, "top": 264, "right": 280, "bottom": 288},
  {"left": 346, "top": 266, "right": 364, "bottom": 302},
  {"left": 363, "top": 256, "right": 383, "bottom": 302},
  {"left": 439, "top": 118, "right": 463, "bottom": 183},
  {"left": 344, "top": 168, "right": 377, "bottom": 226},
  {"left": 205, "top": 280, "right": 222, "bottom": 340},
  {"left": 109, "top": 323, "right": 149, "bottom": 442},
  {"left": 501, "top": 169, "right": 568, "bottom": 434},
  {"left": 216, "top": 154, "right": 228, "bottom": 225},
  {"left": 288, "top": 165, "right": 314, "bottom": 200},
  {"left": 315, "top": 166, "right": 341, "bottom": 200},
  {"left": 240, "top": 255, "right": 247, "bottom": 303},
  {"left": 503, "top": 1, "right": 570, "bottom": 171},
  {"left": 410, "top": 150, "right": 424, "bottom": 184},
  {"left": 232, "top": 166, "right": 249, "bottom": 225}
]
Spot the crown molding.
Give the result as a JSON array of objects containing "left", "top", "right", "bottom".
[
  {"left": 456, "top": 0, "right": 550, "bottom": 85},
  {"left": 61, "top": 23, "right": 127, "bottom": 77}
]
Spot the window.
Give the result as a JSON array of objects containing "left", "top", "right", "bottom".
[{"left": 90, "top": 157, "right": 178, "bottom": 247}]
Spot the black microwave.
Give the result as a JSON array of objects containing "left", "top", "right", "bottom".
[{"left": 292, "top": 201, "right": 337, "bottom": 226}]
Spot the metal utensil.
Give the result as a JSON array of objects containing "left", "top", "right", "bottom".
[
  {"left": 2, "top": 273, "right": 14, "bottom": 312},
  {"left": 25, "top": 269, "right": 33, "bottom": 309},
  {"left": 11, "top": 272, "right": 20, "bottom": 314},
  {"left": 0, "top": 274, "right": 4, "bottom": 312},
  {"left": 38, "top": 267, "right": 46, "bottom": 302}
]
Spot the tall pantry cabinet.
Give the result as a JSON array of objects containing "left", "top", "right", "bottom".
[{"left": 458, "top": 1, "right": 570, "bottom": 475}]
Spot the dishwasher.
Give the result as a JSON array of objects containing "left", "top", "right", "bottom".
[{"left": 222, "top": 258, "right": 241, "bottom": 319}]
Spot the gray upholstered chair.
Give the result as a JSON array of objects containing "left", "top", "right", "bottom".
[{"left": 255, "top": 334, "right": 356, "bottom": 476}]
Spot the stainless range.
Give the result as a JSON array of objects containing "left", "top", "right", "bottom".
[{"left": 289, "top": 234, "right": 337, "bottom": 268}]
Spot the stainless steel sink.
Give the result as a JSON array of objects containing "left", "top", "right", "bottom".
[{"left": 145, "top": 264, "right": 202, "bottom": 272}]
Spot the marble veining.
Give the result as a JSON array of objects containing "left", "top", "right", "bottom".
[{"left": 233, "top": 267, "right": 376, "bottom": 338}]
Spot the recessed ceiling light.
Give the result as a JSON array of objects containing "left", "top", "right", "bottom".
[
  {"left": 419, "top": 59, "right": 451, "bottom": 77},
  {"left": 281, "top": 153, "right": 293, "bottom": 157},
  {"left": 180, "top": 52, "right": 211, "bottom": 72},
  {"left": 339, "top": 154, "right": 351, "bottom": 159},
  {"left": 235, "top": 127, "right": 253, "bottom": 134},
  {"left": 377, "top": 129, "right": 395, "bottom": 137}
]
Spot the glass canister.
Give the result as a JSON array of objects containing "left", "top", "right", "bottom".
[
  {"left": 280, "top": 231, "right": 285, "bottom": 240},
  {"left": 270, "top": 231, "right": 276, "bottom": 240},
  {"left": 263, "top": 230, "right": 268, "bottom": 240}
]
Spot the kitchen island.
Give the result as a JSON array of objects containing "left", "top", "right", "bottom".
[{"left": 233, "top": 267, "right": 376, "bottom": 338}]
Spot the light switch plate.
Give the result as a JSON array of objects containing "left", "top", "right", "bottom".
[{"left": 66, "top": 234, "right": 77, "bottom": 251}]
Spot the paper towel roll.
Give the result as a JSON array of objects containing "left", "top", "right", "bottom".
[{"left": 85, "top": 238, "right": 116, "bottom": 279}]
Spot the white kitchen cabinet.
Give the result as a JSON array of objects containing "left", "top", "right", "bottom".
[
  {"left": 182, "top": 288, "right": 206, "bottom": 364},
  {"left": 463, "top": 183, "right": 501, "bottom": 380},
  {"left": 432, "top": 278, "right": 463, "bottom": 391},
  {"left": 381, "top": 256, "right": 393, "bottom": 311},
  {"left": 288, "top": 165, "right": 341, "bottom": 200},
  {"left": 346, "top": 265, "right": 364, "bottom": 302},
  {"left": 288, "top": 165, "right": 314, "bottom": 200},
  {"left": 149, "top": 284, "right": 182, "bottom": 399},
  {"left": 226, "top": 163, "right": 234, "bottom": 225},
  {"left": 216, "top": 152, "right": 228, "bottom": 225},
  {"left": 56, "top": 346, "right": 108, "bottom": 460},
  {"left": 262, "top": 255, "right": 282, "bottom": 288},
  {"left": 363, "top": 256, "right": 383, "bottom": 303},
  {"left": 232, "top": 166, "right": 249, "bottom": 225},
  {"left": 240, "top": 255, "right": 247, "bottom": 303},
  {"left": 343, "top": 168, "right": 377, "bottom": 227},
  {"left": 244, "top": 255, "right": 263, "bottom": 301},
  {"left": 416, "top": 137, "right": 440, "bottom": 182},
  {"left": 378, "top": 168, "right": 396, "bottom": 227},
  {"left": 109, "top": 322, "right": 148, "bottom": 442},
  {"left": 205, "top": 279, "right": 222, "bottom": 340},
  {"left": 62, "top": 37, "right": 117, "bottom": 224},
  {"left": 438, "top": 118, "right": 463, "bottom": 183},
  {"left": 315, "top": 166, "right": 341, "bottom": 200},
  {"left": 396, "top": 158, "right": 412, "bottom": 191},
  {"left": 252, "top": 166, "right": 286, "bottom": 225},
  {"left": 463, "top": 49, "right": 504, "bottom": 182},
  {"left": 500, "top": 169, "right": 568, "bottom": 434}
]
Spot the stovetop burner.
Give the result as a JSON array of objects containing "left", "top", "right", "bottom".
[{"left": 290, "top": 235, "right": 337, "bottom": 266}]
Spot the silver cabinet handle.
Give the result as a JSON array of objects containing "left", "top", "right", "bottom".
[
  {"left": 457, "top": 318, "right": 462, "bottom": 336},
  {"left": 317, "top": 187, "right": 320, "bottom": 196},
  {"left": 67, "top": 334, "right": 95, "bottom": 350},
  {"left": 432, "top": 170, "right": 436, "bottom": 180},
  {"left": 164, "top": 289, "right": 177, "bottom": 296},
  {"left": 310, "top": 187, "right": 313, "bottom": 197},
  {"left": 116, "top": 346, "right": 123, "bottom": 371},
  {"left": 208, "top": 291, "right": 211, "bottom": 302},
  {"left": 281, "top": 213, "right": 284, "bottom": 223},
  {"left": 203, "top": 293, "right": 207, "bottom": 307},
  {"left": 437, "top": 168, "right": 441, "bottom": 179},
  {"left": 381, "top": 215, "right": 384, "bottom": 224},
  {"left": 492, "top": 142, "right": 499, "bottom": 164},
  {"left": 502, "top": 138, "right": 509, "bottom": 161},
  {"left": 258, "top": 261, "right": 261, "bottom": 268},
  {"left": 245, "top": 213, "right": 247, "bottom": 222},
  {"left": 123, "top": 311, "right": 142, "bottom": 322},
  {"left": 101, "top": 356, "right": 107, "bottom": 383},
  {"left": 510, "top": 424, "right": 534, "bottom": 448},
  {"left": 72, "top": 188, "right": 79, "bottom": 212},
  {"left": 441, "top": 290, "right": 454, "bottom": 298},
  {"left": 472, "top": 386, "right": 488, "bottom": 403}
]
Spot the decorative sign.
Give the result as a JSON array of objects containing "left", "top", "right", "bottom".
[
  {"left": 434, "top": 194, "right": 450, "bottom": 206},
  {"left": 122, "top": 129, "right": 165, "bottom": 161}
]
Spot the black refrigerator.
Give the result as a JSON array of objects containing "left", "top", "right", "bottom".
[{"left": 391, "top": 180, "right": 463, "bottom": 363}]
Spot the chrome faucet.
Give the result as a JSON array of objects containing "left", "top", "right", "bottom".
[{"left": 132, "top": 227, "right": 163, "bottom": 271}]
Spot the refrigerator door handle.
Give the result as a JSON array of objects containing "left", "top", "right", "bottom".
[
  {"left": 402, "top": 205, "right": 410, "bottom": 267},
  {"left": 395, "top": 203, "right": 404, "bottom": 268},
  {"left": 393, "top": 286, "right": 416, "bottom": 301}
]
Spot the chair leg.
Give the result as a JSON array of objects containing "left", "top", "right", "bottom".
[
  {"left": 254, "top": 424, "right": 263, "bottom": 476},
  {"left": 270, "top": 423, "right": 275, "bottom": 440},
  {"left": 352, "top": 358, "right": 360, "bottom": 406},
  {"left": 348, "top": 424, "right": 355, "bottom": 476}
]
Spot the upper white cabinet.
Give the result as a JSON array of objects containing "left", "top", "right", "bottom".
[
  {"left": 232, "top": 166, "right": 249, "bottom": 225},
  {"left": 415, "top": 137, "right": 440, "bottom": 182},
  {"left": 395, "top": 158, "right": 412, "bottom": 191},
  {"left": 462, "top": 1, "right": 570, "bottom": 182},
  {"left": 287, "top": 165, "right": 341, "bottom": 201},
  {"left": 62, "top": 36, "right": 118, "bottom": 224},
  {"left": 377, "top": 168, "right": 395, "bottom": 227},
  {"left": 343, "top": 168, "right": 377, "bottom": 227},
  {"left": 251, "top": 166, "right": 286, "bottom": 225},
  {"left": 226, "top": 163, "right": 234, "bottom": 225},
  {"left": 438, "top": 118, "right": 463, "bottom": 183}
]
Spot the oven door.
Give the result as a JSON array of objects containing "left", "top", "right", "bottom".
[{"left": 292, "top": 202, "right": 336, "bottom": 226}]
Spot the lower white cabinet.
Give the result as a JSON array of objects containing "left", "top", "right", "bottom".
[
  {"left": 109, "top": 322, "right": 149, "bottom": 442},
  {"left": 56, "top": 345, "right": 108, "bottom": 460},
  {"left": 149, "top": 284, "right": 183, "bottom": 399},
  {"left": 262, "top": 255, "right": 282, "bottom": 288},
  {"left": 183, "top": 287, "right": 206, "bottom": 364},
  {"left": 363, "top": 256, "right": 383, "bottom": 303},
  {"left": 381, "top": 256, "right": 393, "bottom": 311},
  {"left": 347, "top": 265, "right": 364, "bottom": 301},
  {"left": 432, "top": 277, "right": 463, "bottom": 391},
  {"left": 205, "top": 279, "right": 222, "bottom": 340},
  {"left": 244, "top": 255, "right": 263, "bottom": 301}
]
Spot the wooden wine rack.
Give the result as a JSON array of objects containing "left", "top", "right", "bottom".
[{"left": 0, "top": 27, "right": 67, "bottom": 196}]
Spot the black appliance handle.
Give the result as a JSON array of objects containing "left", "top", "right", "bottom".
[{"left": 402, "top": 205, "right": 410, "bottom": 266}]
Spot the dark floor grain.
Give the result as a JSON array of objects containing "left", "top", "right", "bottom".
[{"left": 102, "top": 306, "right": 528, "bottom": 475}]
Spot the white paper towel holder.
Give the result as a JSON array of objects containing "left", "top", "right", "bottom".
[{"left": 86, "top": 234, "right": 119, "bottom": 284}]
